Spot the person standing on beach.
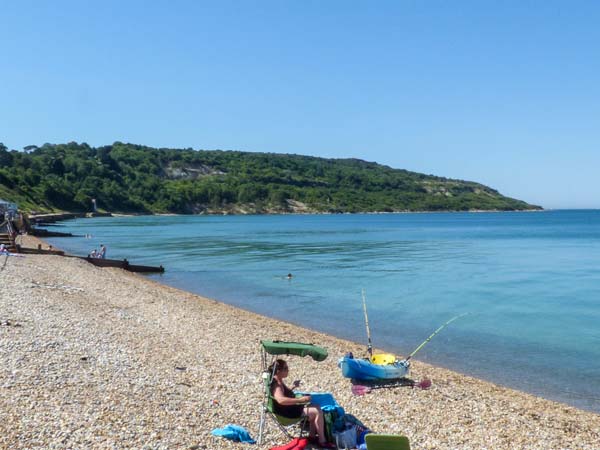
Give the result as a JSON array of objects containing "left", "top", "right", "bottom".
[{"left": 99, "top": 244, "right": 106, "bottom": 259}]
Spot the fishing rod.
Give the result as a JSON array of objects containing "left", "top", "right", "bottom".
[
  {"left": 362, "top": 289, "right": 373, "bottom": 356},
  {"left": 405, "top": 312, "right": 469, "bottom": 361}
]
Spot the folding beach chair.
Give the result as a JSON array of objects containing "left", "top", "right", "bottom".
[
  {"left": 257, "top": 340, "right": 328, "bottom": 445},
  {"left": 365, "top": 433, "right": 411, "bottom": 450}
]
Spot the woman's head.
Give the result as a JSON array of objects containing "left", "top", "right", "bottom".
[{"left": 268, "top": 359, "right": 289, "bottom": 377}]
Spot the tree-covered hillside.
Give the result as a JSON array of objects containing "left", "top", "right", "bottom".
[{"left": 0, "top": 142, "right": 541, "bottom": 214}]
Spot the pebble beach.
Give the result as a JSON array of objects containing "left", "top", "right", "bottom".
[{"left": 1, "top": 236, "right": 599, "bottom": 449}]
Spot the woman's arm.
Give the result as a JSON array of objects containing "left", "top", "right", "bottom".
[{"left": 272, "top": 384, "right": 310, "bottom": 405}]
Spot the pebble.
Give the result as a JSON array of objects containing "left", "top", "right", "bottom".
[{"left": 1, "top": 237, "right": 599, "bottom": 449}]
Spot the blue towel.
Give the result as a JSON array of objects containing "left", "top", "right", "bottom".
[
  {"left": 211, "top": 424, "right": 256, "bottom": 444},
  {"left": 296, "top": 391, "right": 345, "bottom": 416}
]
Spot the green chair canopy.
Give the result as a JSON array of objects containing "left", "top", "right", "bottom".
[{"left": 260, "top": 340, "right": 328, "bottom": 362}]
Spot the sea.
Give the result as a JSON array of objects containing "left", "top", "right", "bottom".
[{"left": 45, "top": 210, "right": 600, "bottom": 412}]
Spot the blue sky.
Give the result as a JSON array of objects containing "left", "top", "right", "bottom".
[{"left": 1, "top": 1, "right": 599, "bottom": 209}]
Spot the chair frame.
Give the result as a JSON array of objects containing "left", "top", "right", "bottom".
[{"left": 258, "top": 349, "right": 308, "bottom": 445}]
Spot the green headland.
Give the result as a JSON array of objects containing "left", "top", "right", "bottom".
[{"left": 0, "top": 142, "right": 542, "bottom": 214}]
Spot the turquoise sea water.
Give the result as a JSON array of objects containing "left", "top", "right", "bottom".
[{"left": 46, "top": 211, "right": 600, "bottom": 412}]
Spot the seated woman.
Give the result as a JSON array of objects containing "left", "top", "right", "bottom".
[{"left": 269, "top": 359, "right": 335, "bottom": 449}]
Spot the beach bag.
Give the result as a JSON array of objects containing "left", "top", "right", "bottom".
[
  {"left": 342, "top": 413, "right": 370, "bottom": 446},
  {"left": 333, "top": 425, "right": 357, "bottom": 449},
  {"left": 357, "top": 429, "right": 372, "bottom": 446},
  {"left": 323, "top": 409, "right": 339, "bottom": 443}
]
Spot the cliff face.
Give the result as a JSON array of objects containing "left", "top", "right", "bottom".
[{"left": 0, "top": 142, "right": 542, "bottom": 214}]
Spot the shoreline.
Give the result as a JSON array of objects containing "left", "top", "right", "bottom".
[
  {"left": 28, "top": 207, "right": 545, "bottom": 222},
  {"left": 2, "top": 236, "right": 599, "bottom": 448},
  {"left": 38, "top": 216, "right": 598, "bottom": 414}
]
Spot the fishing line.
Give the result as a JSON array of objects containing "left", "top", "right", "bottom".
[{"left": 406, "top": 312, "right": 470, "bottom": 361}]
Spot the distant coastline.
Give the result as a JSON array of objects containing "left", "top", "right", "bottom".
[{"left": 30, "top": 206, "right": 545, "bottom": 224}]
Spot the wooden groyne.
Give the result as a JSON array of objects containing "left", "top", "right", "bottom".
[
  {"left": 15, "top": 246, "right": 164, "bottom": 273},
  {"left": 19, "top": 212, "right": 163, "bottom": 273},
  {"left": 28, "top": 213, "right": 86, "bottom": 224},
  {"left": 16, "top": 246, "right": 65, "bottom": 256},
  {"left": 74, "top": 256, "right": 165, "bottom": 273},
  {"left": 27, "top": 212, "right": 114, "bottom": 237},
  {"left": 29, "top": 228, "right": 76, "bottom": 238},
  {"left": 28, "top": 211, "right": 112, "bottom": 224}
]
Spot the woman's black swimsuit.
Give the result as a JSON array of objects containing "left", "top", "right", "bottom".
[{"left": 271, "top": 380, "right": 305, "bottom": 419}]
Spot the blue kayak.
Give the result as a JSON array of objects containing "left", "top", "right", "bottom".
[{"left": 338, "top": 355, "right": 410, "bottom": 381}]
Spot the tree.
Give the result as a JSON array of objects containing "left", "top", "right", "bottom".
[
  {"left": 0, "top": 146, "right": 12, "bottom": 166},
  {"left": 50, "top": 158, "right": 65, "bottom": 176}
]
